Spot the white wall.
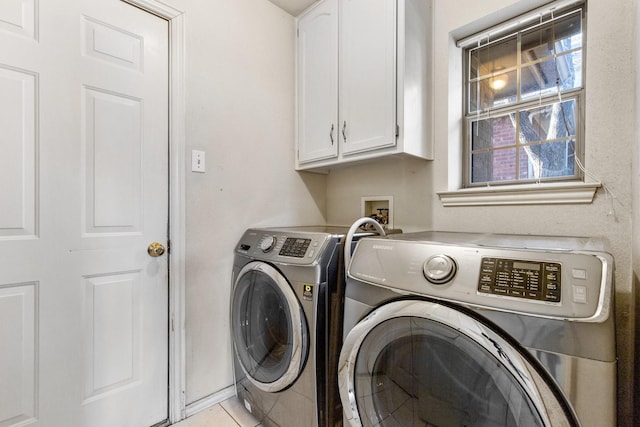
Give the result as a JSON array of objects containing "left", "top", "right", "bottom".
[
  {"left": 326, "top": 0, "right": 636, "bottom": 424},
  {"left": 172, "top": 0, "right": 327, "bottom": 405}
]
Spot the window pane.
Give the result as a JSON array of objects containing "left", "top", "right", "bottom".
[
  {"left": 521, "top": 11, "right": 582, "bottom": 62},
  {"left": 518, "top": 100, "right": 577, "bottom": 144},
  {"left": 518, "top": 140, "right": 576, "bottom": 179},
  {"left": 521, "top": 55, "right": 581, "bottom": 99},
  {"left": 471, "top": 116, "right": 516, "bottom": 151},
  {"left": 469, "top": 69, "right": 517, "bottom": 112},
  {"left": 472, "top": 148, "right": 517, "bottom": 183},
  {"left": 469, "top": 37, "right": 517, "bottom": 80}
]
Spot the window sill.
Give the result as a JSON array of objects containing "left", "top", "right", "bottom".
[{"left": 437, "top": 182, "right": 601, "bottom": 207}]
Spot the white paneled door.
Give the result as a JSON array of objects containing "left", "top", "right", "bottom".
[{"left": 0, "top": 1, "right": 169, "bottom": 426}]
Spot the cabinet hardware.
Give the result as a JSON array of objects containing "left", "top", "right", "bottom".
[
  {"left": 330, "top": 124, "right": 334, "bottom": 145},
  {"left": 342, "top": 121, "right": 347, "bottom": 143}
]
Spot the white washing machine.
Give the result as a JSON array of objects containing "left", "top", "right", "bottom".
[
  {"left": 231, "top": 226, "right": 369, "bottom": 427},
  {"left": 339, "top": 231, "right": 616, "bottom": 427}
]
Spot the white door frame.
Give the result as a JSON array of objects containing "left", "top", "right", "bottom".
[{"left": 120, "top": 0, "right": 186, "bottom": 423}]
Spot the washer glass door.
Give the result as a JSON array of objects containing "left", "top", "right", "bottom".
[
  {"left": 232, "top": 261, "right": 308, "bottom": 392},
  {"left": 339, "top": 300, "right": 576, "bottom": 427}
]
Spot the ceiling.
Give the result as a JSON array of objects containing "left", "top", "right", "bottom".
[{"left": 267, "top": 0, "right": 317, "bottom": 16}]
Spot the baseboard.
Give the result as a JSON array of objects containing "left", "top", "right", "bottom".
[{"left": 184, "top": 385, "right": 236, "bottom": 418}]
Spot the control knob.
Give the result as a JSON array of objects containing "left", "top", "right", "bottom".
[
  {"left": 259, "top": 236, "right": 277, "bottom": 253},
  {"left": 423, "top": 254, "right": 457, "bottom": 284}
]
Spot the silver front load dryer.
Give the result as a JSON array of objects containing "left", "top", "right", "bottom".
[
  {"left": 231, "top": 226, "right": 368, "bottom": 427},
  {"left": 339, "top": 231, "right": 616, "bottom": 427}
]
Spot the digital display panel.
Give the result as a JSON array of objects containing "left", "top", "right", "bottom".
[
  {"left": 512, "top": 261, "right": 541, "bottom": 271},
  {"left": 279, "top": 237, "right": 311, "bottom": 258},
  {"left": 478, "top": 257, "right": 561, "bottom": 303}
]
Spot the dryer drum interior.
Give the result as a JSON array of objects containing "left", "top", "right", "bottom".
[
  {"left": 231, "top": 262, "right": 309, "bottom": 392},
  {"left": 340, "top": 300, "right": 577, "bottom": 427}
]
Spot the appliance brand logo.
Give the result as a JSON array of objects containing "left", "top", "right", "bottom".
[{"left": 372, "top": 244, "right": 393, "bottom": 251}]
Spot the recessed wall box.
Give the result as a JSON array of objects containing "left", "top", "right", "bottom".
[{"left": 361, "top": 196, "right": 393, "bottom": 229}]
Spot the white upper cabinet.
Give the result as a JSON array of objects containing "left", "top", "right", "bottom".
[
  {"left": 339, "top": 0, "right": 396, "bottom": 155},
  {"left": 296, "top": 0, "right": 433, "bottom": 171},
  {"left": 296, "top": 0, "right": 338, "bottom": 163}
]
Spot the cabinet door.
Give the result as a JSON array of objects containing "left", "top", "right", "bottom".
[
  {"left": 297, "top": 0, "right": 339, "bottom": 164},
  {"left": 340, "top": 0, "right": 397, "bottom": 155}
]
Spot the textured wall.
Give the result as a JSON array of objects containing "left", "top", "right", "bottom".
[
  {"left": 325, "top": 0, "right": 636, "bottom": 424},
  {"left": 174, "top": 0, "right": 327, "bottom": 405}
]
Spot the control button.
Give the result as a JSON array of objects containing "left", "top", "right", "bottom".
[
  {"left": 572, "top": 268, "right": 587, "bottom": 280},
  {"left": 572, "top": 285, "right": 587, "bottom": 304},
  {"left": 259, "top": 236, "right": 277, "bottom": 253},
  {"left": 423, "top": 254, "right": 457, "bottom": 285}
]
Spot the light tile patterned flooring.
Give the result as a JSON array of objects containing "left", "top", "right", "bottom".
[{"left": 173, "top": 397, "right": 260, "bottom": 427}]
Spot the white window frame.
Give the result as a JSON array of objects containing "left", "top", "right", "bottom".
[{"left": 438, "top": 0, "right": 601, "bottom": 206}]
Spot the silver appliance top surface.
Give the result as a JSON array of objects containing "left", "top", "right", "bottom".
[
  {"left": 253, "top": 225, "right": 351, "bottom": 235},
  {"left": 388, "top": 231, "right": 609, "bottom": 252},
  {"left": 348, "top": 231, "right": 614, "bottom": 322}
]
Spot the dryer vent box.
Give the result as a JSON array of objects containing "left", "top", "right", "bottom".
[{"left": 361, "top": 196, "right": 393, "bottom": 230}]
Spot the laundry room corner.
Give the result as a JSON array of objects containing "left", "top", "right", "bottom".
[{"left": 171, "top": 0, "right": 327, "bottom": 410}]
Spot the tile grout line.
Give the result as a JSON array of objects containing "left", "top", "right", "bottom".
[{"left": 220, "top": 404, "right": 242, "bottom": 427}]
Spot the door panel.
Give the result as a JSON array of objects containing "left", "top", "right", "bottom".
[
  {"left": 82, "top": 16, "right": 144, "bottom": 71},
  {"left": 82, "top": 272, "right": 142, "bottom": 401},
  {"left": 0, "top": 1, "right": 169, "bottom": 426},
  {"left": 0, "top": 66, "right": 36, "bottom": 238},
  {"left": 0, "top": 283, "right": 37, "bottom": 427},
  {"left": 83, "top": 87, "right": 143, "bottom": 233},
  {"left": 0, "top": 0, "right": 37, "bottom": 39}
]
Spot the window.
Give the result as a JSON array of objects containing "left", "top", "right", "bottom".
[{"left": 461, "top": 1, "right": 585, "bottom": 187}]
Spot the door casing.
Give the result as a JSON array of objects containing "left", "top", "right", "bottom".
[{"left": 120, "top": 0, "right": 186, "bottom": 423}]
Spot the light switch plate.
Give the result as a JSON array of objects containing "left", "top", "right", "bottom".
[{"left": 191, "top": 150, "right": 205, "bottom": 173}]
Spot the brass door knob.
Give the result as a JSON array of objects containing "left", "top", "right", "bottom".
[{"left": 148, "top": 242, "right": 166, "bottom": 257}]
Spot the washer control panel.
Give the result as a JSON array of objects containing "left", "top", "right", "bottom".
[
  {"left": 478, "top": 258, "right": 561, "bottom": 303},
  {"left": 236, "top": 228, "right": 334, "bottom": 265},
  {"left": 348, "top": 231, "right": 614, "bottom": 321},
  {"left": 279, "top": 238, "right": 312, "bottom": 258}
]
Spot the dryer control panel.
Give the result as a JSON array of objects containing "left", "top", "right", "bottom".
[
  {"left": 235, "top": 228, "right": 336, "bottom": 266},
  {"left": 478, "top": 258, "right": 561, "bottom": 303}
]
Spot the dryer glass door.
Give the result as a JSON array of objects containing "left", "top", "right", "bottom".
[
  {"left": 232, "top": 262, "right": 308, "bottom": 392},
  {"left": 339, "top": 300, "right": 576, "bottom": 427}
]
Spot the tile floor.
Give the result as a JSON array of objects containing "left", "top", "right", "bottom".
[{"left": 173, "top": 397, "right": 260, "bottom": 427}]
